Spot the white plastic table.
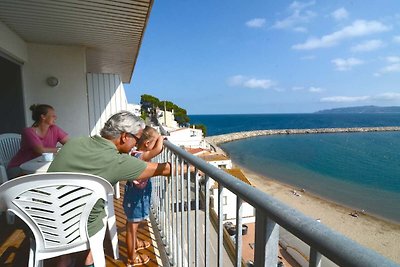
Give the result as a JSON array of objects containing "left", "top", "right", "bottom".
[{"left": 20, "top": 156, "right": 52, "bottom": 174}]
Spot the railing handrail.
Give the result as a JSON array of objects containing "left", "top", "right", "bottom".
[{"left": 163, "top": 140, "right": 399, "bottom": 267}]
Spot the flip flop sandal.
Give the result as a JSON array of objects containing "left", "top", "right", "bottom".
[
  {"left": 127, "top": 253, "right": 150, "bottom": 266},
  {"left": 136, "top": 240, "right": 151, "bottom": 251}
]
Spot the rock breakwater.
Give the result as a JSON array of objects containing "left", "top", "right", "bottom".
[{"left": 206, "top": 126, "right": 400, "bottom": 145}]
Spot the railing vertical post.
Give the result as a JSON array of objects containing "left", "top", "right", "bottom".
[
  {"left": 171, "top": 153, "right": 177, "bottom": 266},
  {"left": 195, "top": 168, "right": 199, "bottom": 267},
  {"left": 310, "top": 247, "right": 322, "bottom": 267},
  {"left": 186, "top": 163, "right": 191, "bottom": 266},
  {"left": 180, "top": 159, "right": 185, "bottom": 266},
  {"left": 164, "top": 177, "right": 170, "bottom": 249},
  {"left": 175, "top": 156, "right": 181, "bottom": 267},
  {"left": 254, "top": 210, "right": 279, "bottom": 267},
  {"left": 217, "top": 184, "right": 224, "bottom": 267},
  {"left": 159, "top": 162, "right": 164, "bottom": 232},
  {"left": 235, "top": 198, "right": 243, "bottom": 267},
  {"left": 204, "top": 175, "right": 210, "bottom": 267},
  {"left": 165, "top": 150, "right": 171, "bottom": 254}
]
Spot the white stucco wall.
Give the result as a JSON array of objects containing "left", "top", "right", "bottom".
[
  {"left": 207, "top": 160, "right": 232, "bottom": 169},
  {"left": 158, "top": 110, "right": 179, "bottom": 129},
  {"left": 0, "top": 20, "right": 27, "bottom": 63},
  {"left": 212, "top": 187, "right": 255, "bottom": 224},
  {"left": 168, "top": 128, "right": 206, "bottom": 148},
  {"left": 22, "top": 43, "right": 89, "bottom": 137}
]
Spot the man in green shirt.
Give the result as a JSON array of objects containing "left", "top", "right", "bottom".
[{"left": 48, "top": 111, "right": 172, "bottom": 267}]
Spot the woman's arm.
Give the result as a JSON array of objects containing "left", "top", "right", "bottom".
[
  {"left": 59, "top": 135, "right": 69, "bottom": 145},
  {"left": 32, "top": 145, "right": 58, "bottom": 154}
]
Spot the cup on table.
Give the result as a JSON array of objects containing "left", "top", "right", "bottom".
[{"left": 42, "top": 153, "right": 54, "bottom": 162}]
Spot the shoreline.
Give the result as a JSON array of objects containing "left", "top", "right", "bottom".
[{"left": 216, "top": 147, "right": 400, "bottom": 263}]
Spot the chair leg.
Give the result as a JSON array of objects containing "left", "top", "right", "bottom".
[
  {"left": 113, "top": 182, "right": 120, "bottom": 199},
  {"left": 107, "top": 195, "right": 119, "bottom": 259},
  {"left": 29, "top": 238, "right": 43, "bottom": 267},
  {"left": 89, "top": 233, "right": 107, "bottom": 267}
]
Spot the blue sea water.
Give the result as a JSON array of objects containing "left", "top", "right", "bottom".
[{"left": 189, "top": 114, "right": 400, "bottom": 223}]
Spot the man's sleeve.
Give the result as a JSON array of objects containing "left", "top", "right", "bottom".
[{"left": 113, "top": 154, "right": 147, "bottom": 184}]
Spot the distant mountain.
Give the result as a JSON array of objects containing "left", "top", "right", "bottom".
[{"left": 315, "top": 105, "right": 400, "bottom": 114}]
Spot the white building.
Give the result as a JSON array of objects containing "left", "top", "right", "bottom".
[
  {"left": 198, "top": 153, "right": 232, "bottom": 169},
  {"left": 157, "top": 109, "right": 179, "bottom": 129},
  {"left": 211, "top": 168, "right": 255, "bottom": 224},
  {"left": 167, "top": 127, "right": 209, "bottom": 149},
  {"left": 197, "top": 152, "right": 255, "bottom": 224}
]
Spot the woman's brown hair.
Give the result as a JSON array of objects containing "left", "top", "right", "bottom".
[{"left": 30, "top": 104, "right": 54, "bottom": 127}]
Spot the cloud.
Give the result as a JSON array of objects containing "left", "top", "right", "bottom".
[
  {"left": 331, "top": 7, "right": 349, "bottom": 21},
  {"left": 332, "top": 57, "right": 364, "bottom": 71},
  {"left": 351, "top": 39, "right": 384, "bottom": 52},
  {"left": 320, "top": 92, "right": 400, "bottom": 103},
  {"left": 373, "top": 92, "right": 400, "bottom": 101},
  {"left": 393, "top": 36, "right": 400, "bottom": 44},
  {"left": 227, "top": 75, "right": 275, "bottom": 89},
  {"left": 386, "top": 56, "right": 400, "bottom": 63},
  {"left": 246, "top": 18, "right": 266, "bottom": 28},
  {"left": 291, "top": 86, "right": 323, "bottom": 93},
  {"left": 374, "top": 57, "right": 400, "bottom": 76},
  {"left": 379, "top": 63, "right": 400, "bottom": 73},
  {"left": 292, "top": 20, "right": 390, "bottom": 50},
  {"left": 272, "top": 1, "right": 316, "bottom": 30},
  {"left": 294, "top": 27, "right": 308, "bottom": 32},
  {"left": 308, "top": 86, "right": 324, "bottom": 93},
  {"left": 321, "top": 96, "right": 370, "bottom": 102},
  {"left": 289, "top": 1, "right": 316, "bottom": 11}
]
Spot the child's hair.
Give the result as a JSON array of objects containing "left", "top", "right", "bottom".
[{"left": 137, "top": 126, "right": 158, "bottom": 150}]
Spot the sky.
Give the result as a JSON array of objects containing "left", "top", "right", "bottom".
[{"left": 124, "top": 0, "right": 400, "bottom": 114}]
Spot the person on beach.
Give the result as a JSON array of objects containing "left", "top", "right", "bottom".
[
  {"left": 7, "top": 104, "right": 69, "bottom": 178},
  {"left": 48, "top": 111, "right": 173, "bottom": 267},
  {"left": 123, "top": 126, "right": 164, "bottom": 266}
]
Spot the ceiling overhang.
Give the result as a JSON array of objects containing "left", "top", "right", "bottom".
[{"left": 0, "top": 0, "right": 153, "bottom": 83}]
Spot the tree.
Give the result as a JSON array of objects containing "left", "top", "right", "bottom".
[
  {"left": 140, "top": 94, "right": 191, "bottom": 126},
  {"left": 140, "top": 94, "right": 160, "bottom": 113},
  {"left": 194, "top": 124, "right": 207, "bottom": 136}
]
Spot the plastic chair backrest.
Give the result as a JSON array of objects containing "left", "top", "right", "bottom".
[
  {"left": 0, "top": 133, "right": 21, "bottom": 167},
  {"left": 0, "top": 172, "right": 115, "bottom": 267}
]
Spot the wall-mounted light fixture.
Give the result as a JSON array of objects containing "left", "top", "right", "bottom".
[{"left": 46, "top": 76, "right": 59, "bottom": 87}]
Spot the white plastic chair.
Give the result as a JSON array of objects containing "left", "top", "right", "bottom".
[
  {"left": 0, "top": 172, "right": 119, "bottom": 267},
  {"left": 0, "top": 133, "right": 21, "bottom": 184},
  {"left": 0, "top": 133, "right": 21, "bottom": 224}
]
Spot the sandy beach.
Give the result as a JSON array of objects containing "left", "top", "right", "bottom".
[{"left": 232, "top": 163, "right": 400, "bottom": 264}]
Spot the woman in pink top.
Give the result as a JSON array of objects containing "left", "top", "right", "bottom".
[{"left": 7, "top": 104, "right": 69, "bottom": 178}]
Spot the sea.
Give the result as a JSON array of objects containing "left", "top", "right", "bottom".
[{"left": 189, "top": 113, "right": 400, "bottom": 223}]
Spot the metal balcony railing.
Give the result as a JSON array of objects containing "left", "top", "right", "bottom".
[{"left": 150, "top": 140, "right": 398, "bottom": 267}]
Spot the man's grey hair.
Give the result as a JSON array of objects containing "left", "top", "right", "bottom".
[{"left": 100, "top": 111, "right": 145, "bottom": 139}]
